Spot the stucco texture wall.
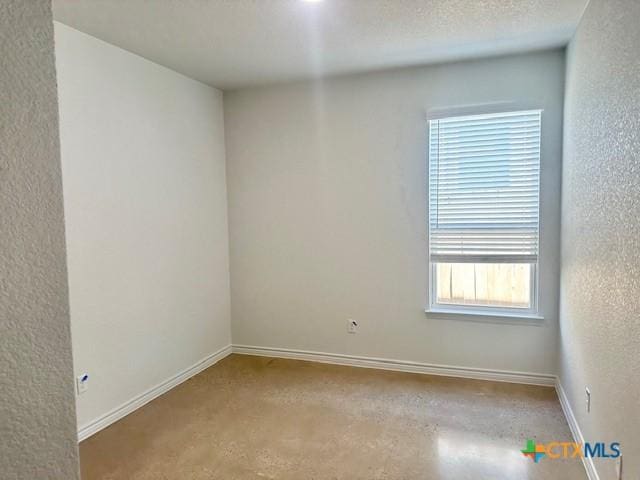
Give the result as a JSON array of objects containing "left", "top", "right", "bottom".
[
  {"left": 0, "top": 1, "right": 79, "bottom": 479},
  {"left": 560, "top": 0, "right": 640, "bottom": 478}
]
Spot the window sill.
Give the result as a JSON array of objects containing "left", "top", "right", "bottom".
[{"left": 425, "top": 308, "right": 545, "bottom": 322}]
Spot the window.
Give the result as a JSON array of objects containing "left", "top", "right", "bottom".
[{"left": 428, "top": 110, "right": 541, "bottom": 315}]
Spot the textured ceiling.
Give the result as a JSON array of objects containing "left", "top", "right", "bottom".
[{"left": 53, "top": 0, "right": 588, "bottom": 90}]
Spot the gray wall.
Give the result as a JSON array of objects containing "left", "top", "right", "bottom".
[
  {"left": 0, "top": 1, "right": 79, "bottom": 479},
  {"left": 225, "top": 49, "right": 565, "bottom": 375},
  {"left": 559, "top": 0, "right": 640, "bottom": 478}
]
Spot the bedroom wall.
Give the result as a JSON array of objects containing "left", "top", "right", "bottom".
[
  {"left": 224, "top": 49, "right": 565, "bottom": 376},
  {"left": 55, "top": 23, "right": 231, "bottom": 431},
  {"left": 559, "top": 0, "right": 640, "bottom": 478},
  {"left": 0, "top": 1, "right": 79, "bottom": 478}
]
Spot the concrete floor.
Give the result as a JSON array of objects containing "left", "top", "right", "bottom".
[{"left": 80, "top": 354, "right": 586, "bottom": 479}]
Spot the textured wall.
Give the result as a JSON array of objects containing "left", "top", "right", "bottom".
[
  {"left": 559, "top": 0, "right": 640, "bottom": 478},
  {"left": 225, "top": 50, "right": 565, "bottom": 375},
  {"left": 55, "top": 23, "right": 232, "bottom": 430},
  {"left": 0, "top": 1, "right": 80, "bottom": 479}
]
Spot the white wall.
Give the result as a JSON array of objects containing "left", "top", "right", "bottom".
[
  {"left": 560, "top": 0, "right": 640, "bottom": 478},
  {"left": 1, "top": 2, "right": 79, "bottom": 478},
  {"left": 55, "top": 23, "right": 231, "bottom": 429},
  {"left": 224, "top": 50, "right": 565, "bottom": 375}
]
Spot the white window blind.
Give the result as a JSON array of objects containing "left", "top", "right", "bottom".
[{"left": 429, "top": 110, "right": 541, "bottom": 264}]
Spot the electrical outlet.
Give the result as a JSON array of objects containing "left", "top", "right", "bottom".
[
  {"left": 76, "top": 373, "right": 89, "bottom": 395},
  {"left": 585, "top": 387, "right": 591, "bottom": 413},
  {"left": 347, "top": 319, "right": 358, "bottom": 334}
]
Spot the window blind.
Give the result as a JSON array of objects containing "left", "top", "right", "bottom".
[{"left": 429, "top": 110, "right": 541, "bottom": 264}]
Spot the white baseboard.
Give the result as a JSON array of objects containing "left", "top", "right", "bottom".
[
  {"left": 231, "top": 344, "right": 556, "bottom": 386},
  {"left": 77, "top": 344, "right": 232, "bottom": 442},
  {"left": 555, "top": 379, "right": 599, "bottom": 480}
]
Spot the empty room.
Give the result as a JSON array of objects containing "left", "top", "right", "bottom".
[{"left": 2, "top": 0, "right": 639, "bottom": 479}]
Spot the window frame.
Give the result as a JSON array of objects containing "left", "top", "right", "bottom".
[{"left": 426, "top": 107, "right": 542, "bottom": 319}]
